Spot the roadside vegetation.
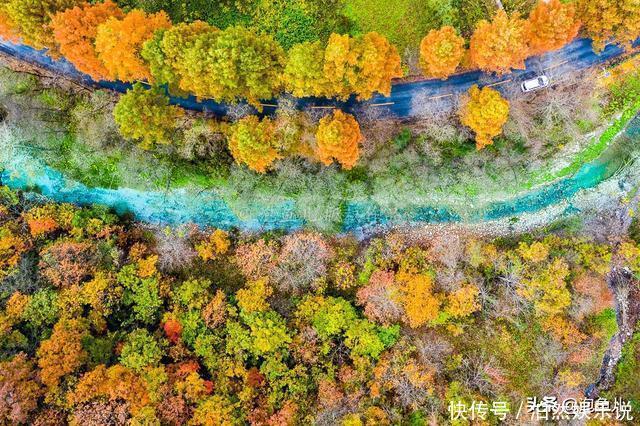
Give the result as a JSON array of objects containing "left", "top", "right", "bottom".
[
  {"left": 0, "top": 184, "right": 638, "bottom": 424},
  {"left": 0, "top": 0, "right": 638, "bottom": 182}
]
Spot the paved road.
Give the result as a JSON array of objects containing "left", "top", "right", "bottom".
[{"left": 0, "top": 37, "right": 637, "bottom": 118}]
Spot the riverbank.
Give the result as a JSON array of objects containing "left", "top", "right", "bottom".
[{"left": 2, "top": 111, "right": 638, "bottom": 235}]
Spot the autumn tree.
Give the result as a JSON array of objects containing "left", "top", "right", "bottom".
[
  {"left": 202, "top": 289, "right": 227, "bottom": 328},
  {"left": 469, "top": 10, "right": 530, "bottom": 74},
  {"left": 356, "top": 270, "right": 402, "bottom": 325},
  {"left": 37, "top": 318, "right": 88, "bottom": 388},
  {"left": 50, "top": 1, "right": 124, "bottom": 80},
  {"left": 94, "top": 9, "right": 171, "bottom": 82},
  {"left": 4, "top": 0, "right": 82, "bottom": 50},
  {"left": 419, "top": 26, "right": 466, "bottom": 79},
  {"left": 324, "top": 32, "right": 402, "bottom": 100},
  {"left": 234, "top": 239, "right": 278, "bottom": 279},
  {"left": 396, "top": 271, "right": 441, "bottom": 329},
  {"left": 0, "top": 5, "right": 19, "bottom": 42},
  {"left": 22, "top": 203, "right": 74, "bottom": 238},
  {"left": 141, "top": 21, "right": 216, "bottom": 94},
  {"left": 113, "top": 83, "right": 184, "bottom": 149},
  {"left": 315, "top": 110, "right": 363, "bottom": 169},
  {"left": 0, "top": 226, "right": 27, "bottom": 278},
  {"left": 117, "top": 264, "right": 163, "bottom": 325},
  {"left": 458, "top": 85, "right": 510, "bottom": 150},
  {"left": 228, "top": 115, "right": 280, "bottom": 173},
  {"left": 283, "top": 41, "right": 329, "bottom": 97},
  {"left": 68, "top": 364, "right": 150, "bottom": 414},
  {"left": 191, "top": 396, "right": 237, "bottom": 426},
  {"left": 178, "top": 25, "right": 285, "bottom": 106},
  {"left": 0, "top": 354, "right": 43, "bottom": 424},
  {"left": 119, "top": 329, "right": 165, "bottom": 372},
  {"left": 527, "top": 0, "right": 581, "bottom": 55},
  {"left": 445, "top": 284, "right": 480, "bottom": 318},
  {"left": 236, "top": 278, "right": 272, "bottom": 314},
  {"left": 519, "top": 258, "right": 572, "bottom": 318},
  {"left": 577, "top": 0, "right": 640, "bottom": 51},
  {"left": 194, "top": 229, "right": 230, "bottom": 262},
  {"left": 618, "top": 0, "right": 640, "bottom": 49},
  {"left": 348, "top": 32, "right": 403, "bottom": 99},
  {"left": 299, "top": 295, "right": 397, "bottom": 362},
  {"left": 39, "top": 240, "right": 98, "bottom": 288}
]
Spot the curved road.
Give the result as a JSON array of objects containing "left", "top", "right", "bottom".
[{"left": 0, "top": 37, "right": 638, "bottom": 118}]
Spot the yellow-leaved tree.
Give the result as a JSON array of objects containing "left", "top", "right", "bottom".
[
  {"left": 228, "top": 115, "right": 280, "bottom": 173},
  {"left": 577, "top": 0, "right": 640, "bottom": 51},
  {"left": 0, "top": 4, "right": 20, "bottom": 42},
  {"left": 4, "top": 0, "right": 83, "bottom": 51},
  {"left": 419, "top": 26, "right": 466, "bottom": 79},
  {"left": 459, "top": 85, "right": 510, "bottom": 150},
  {"left": 323, "top": 32, "right": 402, "bottom": 100}
]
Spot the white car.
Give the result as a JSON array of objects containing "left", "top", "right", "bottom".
[{"left": 521, "top": 75, "right": 550, "bottom": 92}]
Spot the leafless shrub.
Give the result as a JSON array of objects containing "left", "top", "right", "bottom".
[
  {"left": 490, "top": 273, "right": 531, "bottom": 320},
  {"left": 505, "top": 71, "right": 600, "bottom": 154},
  {"left": 271, "top": 232, "right": 334, "bottom": 295},
  {"left": 225, "top": 102, "right": 255, "bottom": 121},
  {"left": 403, "top": 46, "right": 421, "bottom": 75},
  {"left": 152, "top": 225, "right": 197, "bottom": 272},
  {"left": 359, "top": 118, "right": 403, "bottom": 159},
  {"left": 71, "top": 401, "right": 130, "bottom": 426},
  {"left": 71, "top": 90, "right": 120, "bottom": 149},
  {"left": 414, "top": 331, "right": 453, "bottom": 369},
  {"left": 409, "top": 90, "right": 457, "bottom": 122},
  {"left": 429, "top": 232, "right": 465, "bottom": 269},
  {"left": 177, "top": 119, "right": 227, "bottom": 161},
  {"left": 458, "top": 352, "right": 500, "bottom": 397}
]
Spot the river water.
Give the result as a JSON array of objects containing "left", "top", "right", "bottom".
[{"left": 1, "top": 114, "right": 638, "bottom": 233}]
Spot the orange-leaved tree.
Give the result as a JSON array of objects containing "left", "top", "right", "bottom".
[
  {"left": 0, "top": 354, "right": 43, "bottom": 424},
  {"left": 0, "top": 4, "right": 20, "bottom": 42},
  {"left": 68, "top": 364, "right": 150, "bottom": 414},
  {"left": 51, "top": 0, "right": 124, "bottom": 80},
  {"left": 350, "top": 32, "right": 403, "bottom": 99},
  {"left": 228, "top": 115, "right": 280, "bottom": 173},
  {"left": 469, "top": 9, "right": 530, "bottom": 74},
  {"left": 419, "top": 26, "right": 466, "bottom": 79},
  {"left": 396, "top": 271, "right": 442, "bottom": 329},
  {"left": 37, "top": 318, "right": 88, "bottom": 388},
  {"left": 95, "top": 9, "right": 171, "bottom": 82},
  {"left": 459, "top": 85, "right": 510, "bottom": 150},
  {"left": 4, "top": 0, "right": 83, "bottom": 51},
  {"left": 527, "top": 0, "right": 581, "bottom": 55},
  {"left": 315, "top": 110, "right": 363, "bottom": 170}
]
